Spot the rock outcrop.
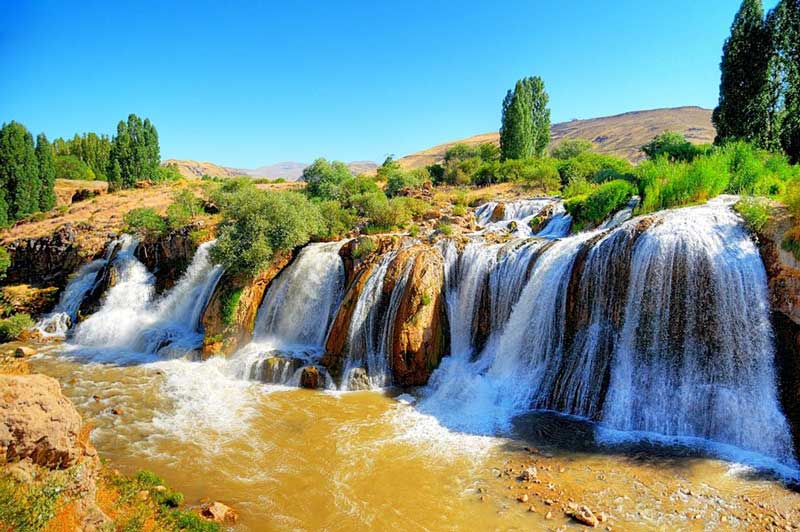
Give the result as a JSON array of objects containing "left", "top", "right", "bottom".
[
  {"left": 751, "top": 205, "right": 800, "bottom": 456},
  {"left": 135, "top": 222, "right": 212, "bottom": 293},
  {"left": 3, "top": 224, "right": 86, "bottom": 287},
  {"left": 0, "top": 374, "right": 85, "bottom": 468},
  {"left": 201, "top": 252, "right": 293, "bottom": 357}
]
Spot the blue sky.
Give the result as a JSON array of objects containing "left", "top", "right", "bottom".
[{"left": 0, "top": 0, "right": 780, "bottom": 168}]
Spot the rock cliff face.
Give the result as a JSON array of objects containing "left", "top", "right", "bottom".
[
  {"left": 322, "top": 237, "right": 449, "bottom": 386},
  {"left": 3, "top": 224, "right": 87, "bottom": 287},
  {"left": 135, "top": 222, "right": 211, "bottom": 293},
  {"left": 201, "top": 252, "right": 293, "bottom": 357},
  {"left": 752, "top": 205, "right": 800, "bottom": 456}
]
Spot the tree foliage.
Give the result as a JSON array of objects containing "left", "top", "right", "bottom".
[
  {"left": 500, "top": 76, "right": 550, "bottom": 160},
  {"left": 0, "top": 121, "right": 41, "bottom": 221},
  {"left": 108, "top": 114, "right": 161, "bottom": 190},
  {"left": 35, "top": 134, "right": 57, "bottom": 211}
]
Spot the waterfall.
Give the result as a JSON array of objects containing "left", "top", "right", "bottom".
[
  {"left": 422, "top": 201, "right": 797, "bottom": 466},
  {"left": 340, "top": 249, "right": 413, "bottom": 389},
  {"left": 35, "top": 238, "right": 122, "bottom": 338},
  {"left": 599, "top": 195, "right": 639, "bottom": 230},
  {"left": 227, "top": 241, "right": 346, "bottom": 386},
  {"left": 253, "top": 241, "right": 346, "bottom": 350},
  {"left": 68, "top": 240, "right": 222, "bottom": 361},
  {"left": 474, "top": 198, "right": 569, "bottom": 238}
]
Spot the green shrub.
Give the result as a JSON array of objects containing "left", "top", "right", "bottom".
[
  {"left": 169, "top": 511, "right": 220, "bottom": 532},
  {"left": 408, "top": 224, "right": 420, "bottom": 237},
  {"left": 55, "top": 154, "right": 96, "bottom": 180},
  {"left": 221, "top": 288, "right": 243, "bottom": 327},
  {"left": 0, "top": 469, "right": 68, "bottom": 531},
  {"left": 0, "top": 313, "right": 33, "bottom": 342},
  {"left": 436, "top": 221, "right": 453, "bottom": 236},
  {"left": 562, "top": 176, "right": 594, "bottom": 199},
  {"left": 211, "top": 190, "right": 324, "bottom": 275},
  {"left": 0, "top": 246, "right": 10, "bottom": 279},
  {"left": 452, "top": 204, "right": 466, "bottom": 216},
  {"left": 303, "top": 158, "right": 352, "bottom": 200},
  {"left": 551, "top": 139, "right": 593, "bottom": 160},
  {"left": 315, "top": 200, "right": 358, "bottom": 239},
  {"left": 557, "top": 152, "right": 633, "bottom": 185},
  {"left": 642, "top": 131, "right": 707, "bottom": 162},
  {"left": 166, "top": 189, "right": 203, "bottom": 229},
  {"left": 385, "top": 167, "right": 429, "bottom": 197},
  {"left": 124, "top": 208, "right": 167, "bottom": 238},
  {"left": 783, "top": 226, "right": 800, "bottom": 261},
  {"left": 352, "top": 238, "right": 376, "bottom": 259},
  {"left": 564, "top": 180, "right": 635, "bottom": 230},
  {"left": 350, "top": 191, "right": 411, "bottom": 230},
  {"left": 735, "top": 197, "right": 771, "bottom": 233},
  {"left": 155, "top": 163, "right": 183, "bottom": 182}
]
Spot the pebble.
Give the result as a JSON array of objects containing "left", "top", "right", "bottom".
[{"left": 517, "top": 494, "right": 529, "bottom": 503}]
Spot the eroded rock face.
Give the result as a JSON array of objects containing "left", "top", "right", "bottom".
[
  {"left": 752, "top": 205, "right": 800, "bottom": 456},
  {"left": 384, "top": 245, "right": 449, "bottom": 387},
  {"left": 201, "top": 252, "right": 293, "bottom": 357},
  {"left": 135, "top": 222, "right": 211, "bottom": 293},
  {"left": 3, "top": 224, "right": 85, "bottom": 287},
  {"left": 0, "top": 374, "right": 85, "bottom": 469}
]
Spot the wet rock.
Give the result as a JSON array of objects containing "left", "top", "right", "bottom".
[
  {"left": 135, "top": 221, "right": 210, "bottom": 293},
  {"left": 0, "top": 374, "right": 84, "bottom": 468},
  {"left": 569, "top": 505, "right": 600, "bottom": 527},
  {"left": 111, "top": 407, "right": 123, "bottom": 416},
  {"left": 201, "top": 501, "right": 239, "bottom": 523},
  {"left": 517, "top": 493, "right": 529, "bottom": 503},
  {"left": 518, "top": 466, "right": 538, "bottom": 482},
  {"left": 489, "top": 203, "right": 506, "bottom": 222},
  {"left": 300, "top": 366, "right": 322, "bottom": 389},
  {"left": 3, "top": 224, "right": 84, "bottom": 287},
  {"left": 346, "top": 368, "right": 371, "bottom": 391},
  {"left": 14, "top": 346, "right": 35, "bottom": 358},
  {"left": 507, "top": 220, "right": 518, "bottom": 233}
]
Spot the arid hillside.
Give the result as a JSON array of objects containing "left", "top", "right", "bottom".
[
  {"left": 397, "top": 106, "right": 715, "bottom": 169},
  {"left": 164, "top": 159, "right": 378, "bottom": 181}
]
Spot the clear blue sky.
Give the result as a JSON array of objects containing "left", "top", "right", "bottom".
[{"left": 0, "top": 0, "right": 780, "bottom": 168}]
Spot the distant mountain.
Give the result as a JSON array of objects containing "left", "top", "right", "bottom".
[
  {"left": 397, "top": 106, "right": 715, "bottom": 168},
  {"left": 163, "top": 159, "right": 378, "bottom": 181}
]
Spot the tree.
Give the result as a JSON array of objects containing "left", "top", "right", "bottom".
[
  {"left": 35, "top": 133, "right": 57, "bottom": 211},
  {"left": 772, "top": 0, "right": 800, "bottom": 162},
  {"left": 500, "top": 76, "right": 550, "bottom": 159},
  {"left": 551, "top": 139, "right": 593, "bottom": 160},
  {"left": 642, "top": 131, "right": 703, "bottom": 162},
  {"left": 0, "top": 121, "right": 40, "bottom": 220},
  {"left": 107, "top": 114, "right": 161, "bottom": 189},
  {"left": 713, "top": 0, "right": 773, "bottom": 147},
  {"left": 302, "top": 158, "right": 352, "bottom": 200}
]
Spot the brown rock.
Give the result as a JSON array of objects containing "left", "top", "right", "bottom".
[
  {"left": 111, "top": 407, "right": 123, "bottom": 416},
  {"left": 14, "top": 346, "right": 36, "bottom": 358},
  {"left": 517, "top": 493, "right": 529, "bottom": 503},
  {"left": 570, "top": 505, "right": 599, "bottom": 527},
  {"left": 518, "top": 466, "right": 538, "bottom": 482},
  {"left": 489, "top": 203, "right": 506, "bottom": 222},
  {"left": 0, "top": 374, "right": 84, "bottom": 468},
  {"left": 299, "top": 366, "right": 322, "bottom": 389},
  {"left": 201, "top": 501, "right": 239, "bottom": 523}
]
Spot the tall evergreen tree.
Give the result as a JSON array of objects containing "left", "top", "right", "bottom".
[
  {"left": 500, "top": 77, "right": 550, "bottom": 160},
  {"left": 108, "top": 114, "right": 161, "bottom": 189},
  {"left": 528, "top": 76, "right": 551, "bottom": 158},
  {"left": 713, "top": 0, "right": 773, "bottom": 146},
  {"left": 774, "top": 0, "right": 800, "bottom": 162},
  {"left": 0, "top": 121, "right": 41, "bottom": 220},
  {"left": 35, "top": 133, "right": 56, "bottom": 211}
]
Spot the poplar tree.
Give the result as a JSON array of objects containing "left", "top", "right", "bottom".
[
  {"left": 0, "top": 121, "right": 40, "bottom": 220},
  {"left": 500, "top": 77, "right": 550, "bottom": 160},
  {"left": 713, "top": 0, "right": 773, "bottom": 146},
  {"left": 774, "top": 0, "right": 800, "bottom": 162},
  {"left": 36, "top": 133, "right": 57, "bottom": 211}
]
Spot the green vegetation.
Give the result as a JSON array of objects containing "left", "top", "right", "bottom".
[
  {"left": 167, "top": 189, "right": 203, "bottom": 229},
  {"left": 0, "top": 246, "right": 10, "bottom": 279},
  {"left": 0, "top": 467, "right": 70, "bottom": 531},
  {"left": 642, "top": 131, "right": 711, "bottom": 162},
  {"left": 35, "top": 134, "right": 56, "bottom": 211},
  {"left": 55, "top": 155, "right": 96, "bottom": 181},
  {"left": 124, "top": 207, "right": 168, "bottom": 238},
  {"left": 0, "top": 313, "right": 34, "bottom": 342},
  {"left": 54, "top": 132, "right": 112, "bottom": 181},
  {"left": 108, "top": 114, "right": 161, "bottom": 190},
  {"left": 564, "top": 180, "right": 636, "bottom": 230},
  {"left": 714, "top": 0, "right": 800, "bottom": 162},
  {"left": 551, "top": 139, "right": 593, "bottom": 160},
  {"left": 735, "top": 196, "right": 772, "bottom": 232},
  {"left": 435, "top": 221, "right": 453, "bottom": 236},
  {"left": 352, "top": 238, "right": 377, "bottom": 259},
  {"left": 500, "top": 76, "right": 550, "bottom": 160},
  {"left": 0, "top": 121, "right": 51, "bottom": 226}
]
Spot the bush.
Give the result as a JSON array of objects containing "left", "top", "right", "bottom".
[
  {"left": 0, "top": 313, "right": 34, "bottom": 342},
  {"left": 443, "top": 156, "right": 482, "bottom": 186},
  {"left": 303, "top": 158, "right": 352, "bottom": 200},
  {"left": 0, "top": 246, "right": 9, "bottom": 279},
  {"left": 155, "top": 163, "right": 183, "bottom": 182},
  {"left": 385, "top": 167, "right": 428, "bottom": 197},
  {"left": 55, "top": 155, "right": 96, "bottom": 180},
  {"left": 735, "top": 197, "right": 771, "bottom": 233},
  {"left": 352, "top": 238, "right": 376, "bottom": 259},
  {"left": 642, "top": 131, "right": 707, "bottom": 162},
  {"left": 564, "top": 179, "right": 635, "bottom": 230},
  {"left": 436, "top": 221, "right": 453, "bottom": 236},
  {"left": 557, "top": 152, "right": 633, "bottom": 185},
  {"left": 315, "top": 200, "right": 358, "bottom": 240},
  {"left": 211, "top": 189, "right": 324, "bottom": 275},
  {"left": 562, "top": 176, "right": 594, "bottom": 199},
  {"left": 166, "top": 189, "right": 203, "bottom": 229},
  {"left": 221, "top": 288, "right": 243, "bottom": 326},
  {"left": 124, "top": 208, "right": 167, "bottom": 238},
  {"left": 452, "top": 204, "right": 466, "bottom": 216},
  {"left": 350, "top": 191, "right": 411, "bottom": 231},
  {"left": 551, "top": 139, "right": 593, "bottom": 160}
]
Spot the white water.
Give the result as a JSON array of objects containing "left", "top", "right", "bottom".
[
  {"left": 474, "top": 198, "right": 571, "bottom": 238},
  {"left": 422, "top": 201, "right": 798, "bottom": 468},
  {"left": 67, "top": 240, "right": 222, "bottom": 363},
  {"left": 228, "top": 241, "right": 347, "bottom": 385},
  {"left": 36, "top": 236, "right": 133, "bottom": 338}
]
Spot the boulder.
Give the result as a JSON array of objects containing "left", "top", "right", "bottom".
[
  {"left": 200, "top": 501, "right": 239, "bottom": 523},
  {"left": 345, "top": 368, "right": 371, "bottom": 391},
  {"left": 13, "top": 346, "right": 36, "bottom": 358},
  {"left": 3, "top": 224, "right": 85, "bottom": 287},
  {"left": 0, "top": 374, "right": 84, "bottom": 468},
  {"left": 299, "top": 366, "right": 322, "bottom": 389},
  {"left": 489, "top": 202, "right": 506, "bottom": 222},
  {"left": 135, "top": 221, "right": 211, "bottom": 293}
]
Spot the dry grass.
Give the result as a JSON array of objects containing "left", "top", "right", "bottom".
[{"left": 396, "top": 106, "right": 715, "bottom": 169}]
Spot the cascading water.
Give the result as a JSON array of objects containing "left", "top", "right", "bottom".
[
  {"left": 340, "top": 249, "right": 414, "bottom": 389},
  {"left": 68, "top": 240, "right": 222, "bottom": 362},
  {"left": 474, "top": 198, "right": 571, "bottom": 238},
  {"left": 228, "top": 241, "right": 347, "bottom": 385},
  {"left": 422, "top": 201, "right": 797, "bottom": 467},
  {"left": 35, "top": 237, "right": 126, "bottom": 338}
]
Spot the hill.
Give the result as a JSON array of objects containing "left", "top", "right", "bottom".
[
  {"left": 164, "top": 159, "right": 378, "bottom": 181},
  {"left": 396, "top": 106, "right": 715, "bottom": 169}
]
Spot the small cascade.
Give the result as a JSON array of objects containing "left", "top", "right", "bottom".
[
  {"left": 474, "top": 198, "right": 561, "bottom": 237},
  {"left": 599, "top": 196, "right": 639, "bottom": 230},
  {"left": 340, "top": 250, "right": 413, "bottom": 389},
  {"left": 535, "top": 202, "right": 573, "bottom": 238},
  {"left": 421, "top": 201, "right": 797, "bottom": 466},
  {"left": 229, "top": 241, "right": 347, "bottom": 385},
  {"left": 68, "top": 240, "right": 222, "bottom": 361}
]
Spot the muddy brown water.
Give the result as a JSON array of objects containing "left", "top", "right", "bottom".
[{"left": 29, "top": 348, "right": 800, "bottom": 531}]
